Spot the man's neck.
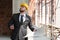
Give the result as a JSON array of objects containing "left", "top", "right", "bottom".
[
  {"left": 20, "top": 12, "right": 25, "bottom": 15},
  {"left": 20, "top": 12, "right": 26, "bottom": 15}
]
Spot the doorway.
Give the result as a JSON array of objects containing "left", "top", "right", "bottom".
[{"left": 0, "top": 0, "right": 12, "bottom": 36}]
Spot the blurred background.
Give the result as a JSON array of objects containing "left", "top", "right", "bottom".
[{"left": 0, "top": 0, "right": 60, "bottom": 40}]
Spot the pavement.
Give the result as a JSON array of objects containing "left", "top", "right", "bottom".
[{"left": 0, "top": 36, "right": 11, "bottom": 40}]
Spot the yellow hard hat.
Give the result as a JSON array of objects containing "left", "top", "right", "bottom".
[{"left": 20, "top": 3, "right": 28, "bottom": 10}]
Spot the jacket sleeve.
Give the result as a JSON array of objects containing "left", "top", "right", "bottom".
[
  {"left": 28, "top": 17, "right": 34, "bottom": 31},
  {"left": 8, "top": 15, "right": 14, "bottom": 28}
]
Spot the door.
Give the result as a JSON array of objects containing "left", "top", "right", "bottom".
[{"left": 0, "top": 0, "right": 12, "bottom": 36}]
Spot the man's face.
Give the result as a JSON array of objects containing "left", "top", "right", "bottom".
[{"left": 20, "top": 6, "right": 26, "bottom": 12}]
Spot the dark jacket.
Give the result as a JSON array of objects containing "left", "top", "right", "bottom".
[{"left": 8, "top": 13, "right": 34, "bottom": 39}]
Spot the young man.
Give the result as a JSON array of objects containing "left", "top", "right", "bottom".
[{"left": 8, "top": 3, "right": 36, "bottom": 40}]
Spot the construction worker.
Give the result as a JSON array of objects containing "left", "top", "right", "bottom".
[{"left": 8, "top": 3, "right": 36, "bottom": 40}]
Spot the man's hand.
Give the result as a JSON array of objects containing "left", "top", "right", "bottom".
[{"left": 10, "top": 25, "right": 14, "bottom": 30}]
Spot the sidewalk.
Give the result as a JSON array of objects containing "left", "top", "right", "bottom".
[{"left": 0, "top": 36, "right": 11, "bottom": 40}]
